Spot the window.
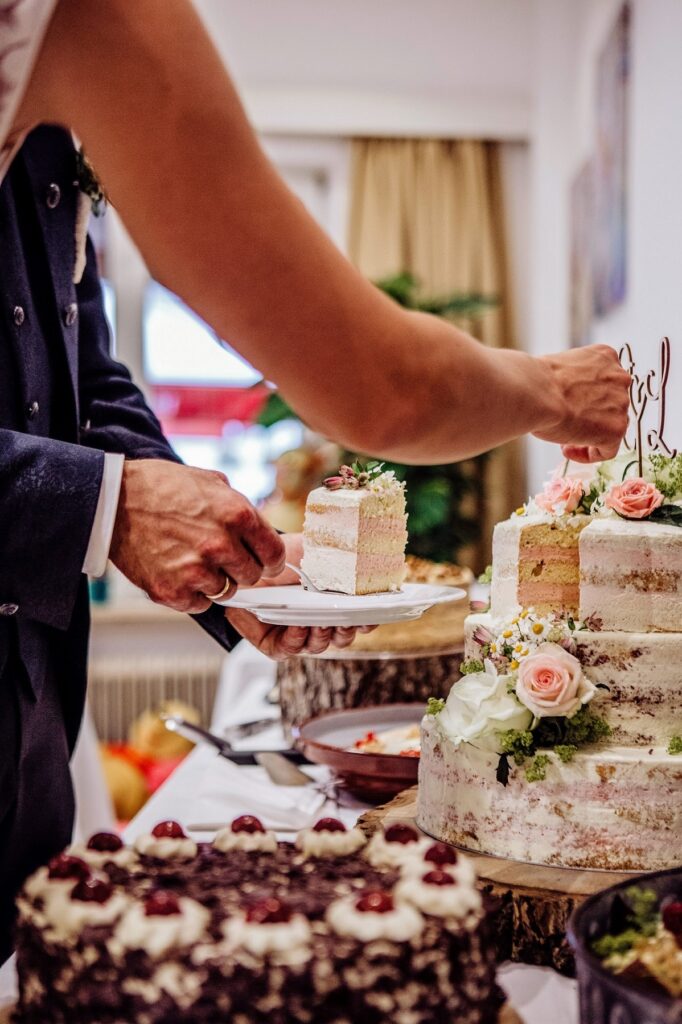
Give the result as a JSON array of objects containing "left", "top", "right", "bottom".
[{"left": 139, "top": 137, "right": 350, "bottom": 504}]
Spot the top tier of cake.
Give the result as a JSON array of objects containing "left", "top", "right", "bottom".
[{"left": 491, "top": 512, "right": 682, "bottom": 632}]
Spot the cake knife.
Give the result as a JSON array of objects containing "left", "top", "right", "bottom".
[{"left": 161, "top": 714, "right": 307, "bottom": 765}]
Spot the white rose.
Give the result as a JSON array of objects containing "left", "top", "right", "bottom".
[{"left": 436, "top": 660, "right": 533, "bottom": 752}]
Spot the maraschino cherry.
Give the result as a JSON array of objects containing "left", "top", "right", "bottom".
[
  {"left": 87, "top": 832, "right": 124, "bottom": 853},
  {"left": 231, "top": 815, "right": 265, "bottom": 834},
  {"left": 151, "top": 820, "right": 185, "bottom": 840},
  {"left": 71, "top": 877, "right": 113, "bottom": 904},
  {"left": 356, "top": 891, "right": 394, "bottom": 914},
  {"left": 48, "top": 854, "right": 89, "bottom": 881},
  {"left": 423, "top": 843, "right": 458, "bottom": 867},
  {"left": 144, "top": 890, "right": 182, "bottom": 917},
  {"left": 662, "top": 900, "right": 682, "bottom": 945},
  {"left": 422, "top": 870, "right": 456, "bottom": 887},
  {"left": 384, "top": 823, "right": 418, "bottom": 845},
  {"left": 313, "top": 818, "right": 347, "bottom": 833},
  {"left": 245, "top": 897, "right": 292, "bottom": 925}
]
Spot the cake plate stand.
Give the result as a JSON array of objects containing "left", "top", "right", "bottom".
[{"left": 358, "top": 786, "right": 636, "bottom": 976}]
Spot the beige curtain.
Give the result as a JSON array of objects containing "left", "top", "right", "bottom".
[{"left": 348, "top": 138, "right": 525, "bottom": 568}]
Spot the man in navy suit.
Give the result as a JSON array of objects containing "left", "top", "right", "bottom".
[{"left": 0, "top": 125, "right": 298, "bottom": 959}]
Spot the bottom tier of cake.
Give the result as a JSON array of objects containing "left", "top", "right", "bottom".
[{"left": 417, "top": 717, "right": 682, "bottom": 870}]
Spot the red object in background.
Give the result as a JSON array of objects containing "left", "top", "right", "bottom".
[
  {"left": 152, "top": 384, "right": 270, "bottom": 436},
  {"left": 104, "top": 744, "right": 185, "bottom": 795}
]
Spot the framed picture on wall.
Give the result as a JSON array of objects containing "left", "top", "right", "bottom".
[
  {"left": 569, "top": 160, "right": 594, "bottom": 347},
  {"left": 593, "top": 1, "right": 630, "bottom": 317}
]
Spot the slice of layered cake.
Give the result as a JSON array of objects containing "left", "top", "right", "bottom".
[{"left": 301, "top": 462, "right": 407, "bottom": 594}]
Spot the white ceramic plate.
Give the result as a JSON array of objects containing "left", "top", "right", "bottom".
[{"left": 218, "top": 582, "right": 466, "bottom": 627}]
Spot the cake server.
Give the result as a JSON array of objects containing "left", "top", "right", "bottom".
[
  {"left": 284, "top": 562, "right": 322, "bottom": 592},
  {"left": 161, "top": 714, "right": 307, "bottom": 765}
]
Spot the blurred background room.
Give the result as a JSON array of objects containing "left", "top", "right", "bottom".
[{"left": 84, "top": 0, "right": 682, "bottom": 826}]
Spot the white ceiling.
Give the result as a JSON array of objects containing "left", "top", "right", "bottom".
[{"left": 194, "top": 0, "right": 536, "bottom": 137}]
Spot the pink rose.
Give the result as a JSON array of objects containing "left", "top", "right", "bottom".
[
  {"left": 604, "top": 478, "right": 664, "bottom": 520},
  {"left": 515, "top": 643, "right": 595, "bottom": 719},
  {"left": 535, "top": 476, "right": 584, "bottom": 515}
]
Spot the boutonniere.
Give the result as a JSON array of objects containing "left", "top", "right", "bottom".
[{"left": 73, "top": 147, "right": 107, "bottom": 284}]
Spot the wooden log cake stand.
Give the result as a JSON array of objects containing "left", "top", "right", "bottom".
[
  {"left": 358, "top": 786, "right": 636, "bottom": 976},
  {"left": 278, "top": 644, "right": 464, "bottom": 737},
  {"left": 277, "top": 558, "right": 472, "bottom": 736}
]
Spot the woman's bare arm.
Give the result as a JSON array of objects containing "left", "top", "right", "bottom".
[{"left": 16, "top": 0, "right": 630, "bottom": 463}]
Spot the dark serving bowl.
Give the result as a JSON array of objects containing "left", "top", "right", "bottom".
[{"left": 568, "top": 866, "right": 682, "bottom": 1024}]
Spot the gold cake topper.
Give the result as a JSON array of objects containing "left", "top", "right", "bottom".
[{"left": 618, "top": 336, "right": 677, "bottom": 476}]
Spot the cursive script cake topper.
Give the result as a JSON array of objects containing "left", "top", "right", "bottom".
[{"left": 618, "top": 336, "right": 677, "bottom": 476}]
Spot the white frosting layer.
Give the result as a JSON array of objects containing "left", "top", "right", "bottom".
[
  {"left": 134, "top": 834, "right": 197, "bottom": 861},
  {"left": 295, "top": 827, "right": 366, "bottom": 859},
  {"left": 123, "top": 964, "right": 202, "bottom": 1009},
  {"left": 326, "top": 897, "right": 423, "bottom": 942},
  {"left": 21, "top": 869, "right": 129, "bottom": 943},
  {"left": 300, "top": 546, "right": 358, "bottom": 595},
  {"left": 114, "top": 898, "right": 210, "bottom": 958},
  {"left": 365, "top": 831, "right": 432, "bottom": 869},
  {"left": 395, "top": 874, "right": 481, "bottom": 920},
  {"left": 401, "top": 850, "right": 477, "bottom": 889},
  {"left": 67, "top": 842, "right": 137, "bottom": 870},
  {"left": 579, "top": 517, "right": 682, "bottom": 632},
  {"left": 212, "top": 828, "right": 277, "bottom": 854},
  {"left": 466, "top": 612, "right": 682, "bottom": 745},
  {"left": 418, "top": 716, "right": 682, "bottom": 870},
  {"left": 223, "top": 913, "right": 312, "bottom": 959}
]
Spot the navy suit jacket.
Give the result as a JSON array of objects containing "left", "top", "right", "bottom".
[{"left": 0, "top": 125, "right": 239, "bottom": 956}]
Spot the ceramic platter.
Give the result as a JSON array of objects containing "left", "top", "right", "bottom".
[{"left": 219, "top": 583, "right": 466, "bottom": 627}]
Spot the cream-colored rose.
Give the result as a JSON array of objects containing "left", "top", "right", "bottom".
[
  {"left": 515, "top": 643, "right": 595, "bottom": 719},
  {"left": 437, "top": 660, "right": 532, "bottom": 751},
  {"left": 535, "top": 476, "right": 584, "bottom": 515},
  {"left": 604, "top": 478, "right": 664, "bottom": 520}
]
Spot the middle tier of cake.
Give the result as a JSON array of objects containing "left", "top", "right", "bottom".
[{"left": 467, "top": 613, "right": 682, "bottom": 747}]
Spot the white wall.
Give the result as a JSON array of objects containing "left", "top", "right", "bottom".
[{"left": 527, "top": 0, "right": 682, "bottom": 492}]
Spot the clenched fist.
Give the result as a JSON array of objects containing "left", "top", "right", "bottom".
[
  {"left": 110, "top": 460, "right": 285, "bottom": 613},
  {"left": 534, "top": 345, "right": 631, "bottom": 462}
]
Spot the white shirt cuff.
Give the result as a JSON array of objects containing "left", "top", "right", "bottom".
[{"left": 82, "top": 453, "right": 125, "bottom": 578}]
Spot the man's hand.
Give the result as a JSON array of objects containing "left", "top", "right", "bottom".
[
  {"left": 533, "top": 345, "right": 631, "bottom": 462},
  {"left": 110, "top": 460, "right": 285, "bottom": 613}
]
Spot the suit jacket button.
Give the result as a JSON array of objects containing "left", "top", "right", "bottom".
[
  {"left": 27, "top": 400, "right": 39, "bottom": 419},
  {"left": 0, "top": 604, "right": 19, "bottom": 616},
  {"left": 13, "top": 305, "right": 25, "bottom": 326},
  {"left": 64, "top": 303, "right": 78, "bottom": 327},
  {"left": 46, "top": 183, "right": 61, "bottom": 209}
]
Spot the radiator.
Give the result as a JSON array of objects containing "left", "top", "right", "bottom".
[{"left": 87, "top": 654, "right": 223, "bottom": 743}]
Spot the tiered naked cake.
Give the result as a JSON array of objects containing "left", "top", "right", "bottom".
[
  {"left": 14, "top": 818, "right": 504, "bottom": 1023},
  {"left": 418, "top": 455, "right": 682, "bottom": 870}
]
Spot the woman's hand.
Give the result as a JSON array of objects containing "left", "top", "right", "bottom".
[
  {"left": 228, "top": 531, "right": 376, "bottom": 658},
  {"left": 225, "top": 608, "right": 373, "bottom": 661}
]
